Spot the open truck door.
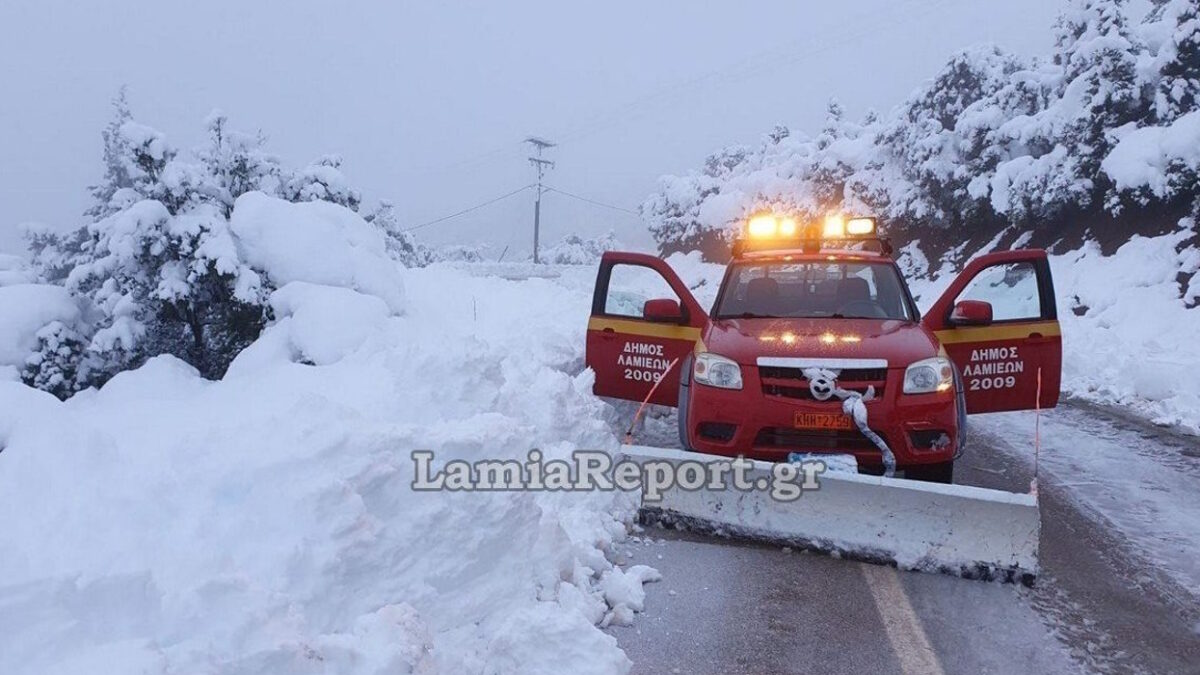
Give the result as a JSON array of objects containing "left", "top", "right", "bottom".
[
  {"left": 587, "top": 252, "right": 707, "bottom": 407},
  {"left": 924, "top": 249, "right": 1062, "bottom": 414}
]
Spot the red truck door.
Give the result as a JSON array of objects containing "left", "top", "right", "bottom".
[
  {"left": 923, "top": 249, "right": 1062, "bottom": 414},
  {"left": 587, "top": 252, "right": 708, "bottom": 407}
]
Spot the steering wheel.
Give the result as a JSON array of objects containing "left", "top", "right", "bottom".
[{"left": 837, "top": 300, "right": 888, "bottom": 318}]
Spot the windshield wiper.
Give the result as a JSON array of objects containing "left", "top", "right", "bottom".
[{"left": 719, "top": 312, "right": 774, "bottom": 319}]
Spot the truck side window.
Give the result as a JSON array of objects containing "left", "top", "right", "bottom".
[
  {"left": 956, "top": 262, "right": 1042, "bottom": 321},
  {"left": 604, "top": 264, "right": 680, "bottom": 319}
]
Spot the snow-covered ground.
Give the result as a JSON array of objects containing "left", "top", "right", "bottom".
[
  {"left": 0, "top": 256, "right": 658, "bottom": 674},
  {"left": 1, "top": 202, "right": 1198, "bottom": 673}
]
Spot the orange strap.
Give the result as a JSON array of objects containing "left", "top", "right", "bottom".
[
  {"left": 1031, "top": 367, "right": 1042, "bottom": 497},
  {"left": 624, "top": 358, "right": 681, "bottom": 445}
]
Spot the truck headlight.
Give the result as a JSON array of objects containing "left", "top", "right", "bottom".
[
  {"left": 693, "top": 352, "right": 743, "bottom": 390},
  {"left": 903, "top": 357, "right": 954, "bottom": 395}
]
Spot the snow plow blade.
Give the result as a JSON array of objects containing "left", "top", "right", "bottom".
[{"left": 619, "top": 446, "right": 1039, "bottom": 584}]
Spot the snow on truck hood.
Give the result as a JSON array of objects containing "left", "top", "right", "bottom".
[{"left": 703, "top": 317, "right": 941, "bottom": 367}]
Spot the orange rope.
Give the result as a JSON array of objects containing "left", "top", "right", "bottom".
[{"left": 624, "top": 357, "right": 681, "bottom": 445}]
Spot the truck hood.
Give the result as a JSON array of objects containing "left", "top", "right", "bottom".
[{"left": 703, "top": 317, "right": 939, "bottom": 368}]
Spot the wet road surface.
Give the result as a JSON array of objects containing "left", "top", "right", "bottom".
[{"left": 609, "top": 402, "right": 1200, "bottom": 674}]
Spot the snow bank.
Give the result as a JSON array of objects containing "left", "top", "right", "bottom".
[
  {"left": 0, "top": 263, "right": 646, "bottom": 674},
  {"left": 230, "top": 192, "right": 406, "bottom": 313},
  {"left": 0, "top": 284, "right": 81, "bottom": 368},
  {"left": 230, "top": 281, "right": 393, "bottom": 369},
  {"left": 1052, "top": 227, "right": 1200, "bottom": 432}
]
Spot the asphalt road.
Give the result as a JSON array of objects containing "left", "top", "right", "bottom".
[{"left": 607, "top": 402, "right": 1200, "bottom": 674}]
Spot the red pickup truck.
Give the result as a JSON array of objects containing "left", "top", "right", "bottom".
[{"left": 586, "top": 216, "right": 1061, "bottom": 483}]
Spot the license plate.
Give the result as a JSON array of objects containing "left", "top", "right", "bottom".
[{"left": 793, "top": 411, "right": 852, "bottom": 430}]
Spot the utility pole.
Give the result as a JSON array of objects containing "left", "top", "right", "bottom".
[{"left": 524, "top": 137, "right": 555, "bottom": 263}]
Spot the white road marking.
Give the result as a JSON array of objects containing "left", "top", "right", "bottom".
[{"left": 861, "top": 564, "right": 946, "bottom": 675}]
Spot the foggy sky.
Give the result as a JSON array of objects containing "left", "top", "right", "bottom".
[{"left": 0, "top": 0, "right": 1067, "bottom": 255}]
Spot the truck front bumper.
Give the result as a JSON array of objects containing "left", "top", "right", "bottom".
[{"left": 683, "top": 366, "right": 958, "bottom": 472}]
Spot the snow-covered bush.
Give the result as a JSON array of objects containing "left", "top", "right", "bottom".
[
  {"left": 63, "top": 200, "right": 271, "bottom": 382},
  {"left": 0, "top": 284, "right": 89, "bottom": 396},
  {"left": 539, "top": 230, "right": 622, "bottom": 264},
  {"left": 430, "top": 243, "right": 490, "bottom": 264},
  {"left": 365, "top": 199, "right": 437, "bottom": 268},
  {"left": 282, "top": 154, "right": 362, "bottom": 212},
  {"left": 644, "top": 0, "right": 1198, "bottom": 260}
]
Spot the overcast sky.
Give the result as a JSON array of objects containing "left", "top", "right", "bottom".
[{"left": 0, "top": 0, "right": 1069, "bottom": 255}]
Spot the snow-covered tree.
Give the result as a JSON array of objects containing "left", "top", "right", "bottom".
[
  {"left": 195, "top": 110, "right": 283, "bottom": 216},
  {"left": 283, "top": 155, "right": 362, "bottom": 211},
  {"left": 366, "top": 200, "right": 433, "bottom": 267},
  {"left": 799, "top": 104, "right": 855, "bottom": 214},
  {"left": 64, "top": 200, "right": 271, "bottom": 381},
  {"left": 1151, "top": 0, "right": 1200, "bottom": 122},
  {"left": 24, "top": 224, "right": 90, "bottom": 283},
  {"left": 85, "top": 87, "right": 135, "bottom": 221},
  {"left": 643, "top": 0, "right": 1195, "bottom": 259},
  {"left": 1052, "top": 0, "right": 1149, "bottom": 171}
]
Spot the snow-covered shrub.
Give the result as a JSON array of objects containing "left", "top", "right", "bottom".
[
  {"left": 21, "top": 320, "right": 92, "bottom": 399},
  {"left": 63, "top": 200, "right": 271, "bottom": 382},
  {"left": 365, "top": 199, "right": 436, "bottom": 268},
  {"left": 15, "top": 95, "right": 405, "bottom": 396},
  {"left": 539, "top": 231, "right": 622, "bottom": 264},
  {"left": 282, "top": 154, "right": 362, "bottom": 212},
  {"left": 429, "top": 243, "right": 489, "bottom": 263},
  {"left": 0, "top": 284, "right": 89, "bottom": 397}
]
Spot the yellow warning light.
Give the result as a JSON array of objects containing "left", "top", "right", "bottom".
[
  {"left": 846, "top": 217, "right": 877, "bottom": 236},
  {"left": 747, "top": 215, "right": 778, "bottom": 238},
  {"left": 823, "top": 215, "right": 846, "bottom": 238},
  {"left": 778, "top": 217, "right": 798, "bottom": 236},
  {"left": 824, "top": 215, "right": 878, "bottom": 238}
]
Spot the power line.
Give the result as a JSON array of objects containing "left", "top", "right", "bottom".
[
  {"left": 401, "top": 184, "right": 533, "bottom": 232},
  {"left": 544, "top": 186, "right": 638, "bottom": 216}
]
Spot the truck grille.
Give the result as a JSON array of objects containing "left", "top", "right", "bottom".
[
  {"left": 753, "top": 427, "right": 884, "bottom": 453},
  {"left": 758, "top": 366, "right": 888, "bottom": 401}
]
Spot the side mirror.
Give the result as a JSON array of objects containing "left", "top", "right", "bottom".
[
  {"left": 643, "top": 298, "right": 684, "bottom": 323},
  {"left": 950, "top": 300, "right": 993, "bottom": 327}
]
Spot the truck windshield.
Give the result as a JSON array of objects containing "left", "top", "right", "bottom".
[{"left": 714, "top": 260, "right": 915, "bottom": 321}]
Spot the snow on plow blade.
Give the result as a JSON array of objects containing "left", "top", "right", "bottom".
[{"left": 619, "top": 446, "right": 1039, "bottom": 584}]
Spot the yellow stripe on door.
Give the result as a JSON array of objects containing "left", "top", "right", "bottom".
[
  {"left": 934, "top": 320, "right": 1061, "bottom": 345},
  {"left": 587, "top": 317, "right": 703, "bottom": 342}
]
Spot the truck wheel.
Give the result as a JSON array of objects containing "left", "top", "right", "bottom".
[{"left": 907, "top": 461, "right": 954, "bottom": 484}]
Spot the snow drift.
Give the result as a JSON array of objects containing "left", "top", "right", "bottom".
[{"left": 0, "top": 258, "right": 650, "bottom": 674}]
